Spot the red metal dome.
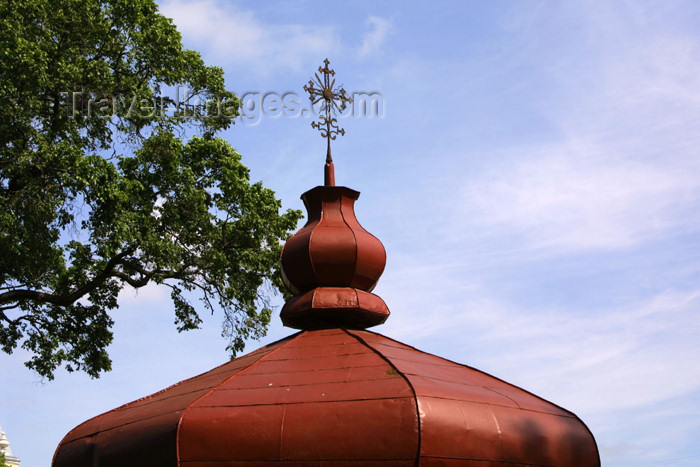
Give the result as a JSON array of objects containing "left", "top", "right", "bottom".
[
  {"left": 52, "top": 184, "right": 600, "bottom": 466},
  {"left": 53, "top": 328, "right": 599, "bottom": 466},
  {"left": 52, "top": 59, "right": 599, "bottom": 466}
]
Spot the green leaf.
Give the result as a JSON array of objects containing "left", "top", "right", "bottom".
[{"left": 0, "top": 0, "right": 302, "bottom": 380}]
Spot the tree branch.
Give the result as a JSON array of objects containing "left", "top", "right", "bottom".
[
  {"left": 0, "top": 248, "right": 133, "bottom": 307},
  {"left": 110, "top": 271, "right": 150, "bottom": 288}
]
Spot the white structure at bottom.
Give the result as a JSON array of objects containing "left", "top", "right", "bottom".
[{"left": 0, "top": 426, "right": 20, "bottom": 467}]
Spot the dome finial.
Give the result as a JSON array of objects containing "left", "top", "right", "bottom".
[
  {"left": 282, "top": 60, "right": 388, "bottom": 329},
  {"left": 303, "top": 58, "right": 352, "bottom": 186}
]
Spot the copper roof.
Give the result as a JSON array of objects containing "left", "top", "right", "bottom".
[{"left": 53, "top": 328, "right": 599, "bottom": 466}]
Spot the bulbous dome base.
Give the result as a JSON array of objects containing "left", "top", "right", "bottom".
[{"left": 281, "top": 287, "right": 390, "bottom": 329}]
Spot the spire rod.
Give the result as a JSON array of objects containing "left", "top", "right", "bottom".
[{"left": 304, "top": 58, "right": 352, "bottom": 186}]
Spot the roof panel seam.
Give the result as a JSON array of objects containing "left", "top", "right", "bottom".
[
  {"left": 343, "top": 329, "right": 422, "bottom": 467},
  {"left": 351, "top": 331, "right": 588, "bottom": 422},
  {"left": 241, "top": 364, "right": 395, "bottom": 375},
  {"left": 178, "top": 457, "right": 417, "bottom": 463},
  {"left": 175, "top": 332, "right": 306, "bottom": 466},
  {"left": 415, "top": 394, "right": 577, "bottom": 418},
  {"left": 192, "top": 396, "right": 417, "bottom": 408},
  {"left": 262, "top": 350, "right": 372, "bottom": 361},
  {"left": 419, "top": 455, "right": 557, "bottom": 466},
  {"left": 196, "top": 376, "right": 412, "bottom": 390}
]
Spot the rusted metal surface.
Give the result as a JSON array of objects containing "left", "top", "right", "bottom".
[
  {"left": 303, "top": 58, "right": 352, "bottom": 186},
  {"left": 281, "top": 186, "right": 386, "bottom": 294},
  {"left": 281, "top": 287, "right": 389, "bottom": 329},
  {"left": 280, "top": 185, "right": 388, "bottom": 329},
  {"left": 52, "top": 341, "right": 288, "bottom": 467},
  {"left": 349, "top": 330, "right": 601, "bottom": 466},
  {"left": 53, "top": 329, "right": 419, "bottom": 465},
  {"left": 53, "top": 328, "right": 599, "bottom": 466}
]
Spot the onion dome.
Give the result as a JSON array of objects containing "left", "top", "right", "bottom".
[
  {"left": 52, "top": 59, "right": 600, "bottom": 466},
  {"left": 280, "top": 185, "right": 389, "bottom": 330}
]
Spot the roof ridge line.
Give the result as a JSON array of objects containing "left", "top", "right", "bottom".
[
  {"left": 98, "top": 332, "right": 302, "bottom": 418},
  {"left": 342, "top": 328, "right": 422, "bottom": 467},
  {"left": 352, "top": 330, "right": 601, "bottom": 465},
  {"left": 175, "top": 331, "right": 305, "bottom": 465},
  {"left": 355, "top": 330, "right": 584, "bottom": 417}
]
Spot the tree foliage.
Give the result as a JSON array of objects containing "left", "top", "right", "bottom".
[{"left": 0, "top": 0, "right": 301, "bottom": 379}]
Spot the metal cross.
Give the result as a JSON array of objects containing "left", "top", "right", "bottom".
[{"left": 304, "top": 59, "right": 352, "bottom": 181}]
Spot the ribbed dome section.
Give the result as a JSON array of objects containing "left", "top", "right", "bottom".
[
  {"left": 281, "top": 186, "right": 386, "bottom": 294},
  {"left": 280, "top": 186, "right": 390, "bottom": 330},
  {"left": 53, "top": 329, "right": 599, "bottom": 466}
]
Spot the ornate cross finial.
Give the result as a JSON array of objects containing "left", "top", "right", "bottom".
[{"left": 304, "top": 58, "right": 352, "bottom": 186}]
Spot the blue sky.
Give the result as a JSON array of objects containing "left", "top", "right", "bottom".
[{"left": 3, "top": 1, "right": 700, "bottom": 465}]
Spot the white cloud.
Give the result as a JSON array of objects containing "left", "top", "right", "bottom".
[
  {"left": 448, "top": 4, "right": 700, "bottom": 255},
  {"left": 460, "top": 146, "right": 700, "bottom": 252},
  {"left": 359, "top": 16, "right": 391, "bottom": 58},
  {"left": 117, "top": 282, "right": 169, "bottom": 305},
  {"left": 159, "top": 0, "right": 339, "bottom": 71},
  {"left": 388, "top": 273, "right": 700, "bottom": 429},
  {"left": 520, "top": 289, "right": 700, "bottom": 412}
]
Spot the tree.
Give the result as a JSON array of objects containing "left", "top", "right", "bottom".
[{"left": 0, "top": 0, "right": 302, "bottom": 379}]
